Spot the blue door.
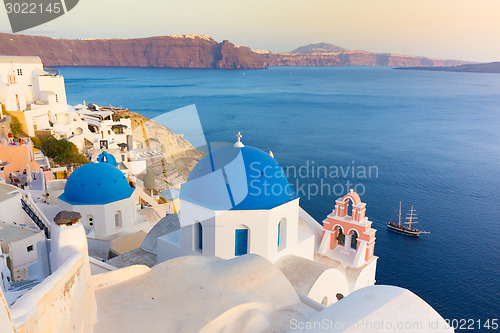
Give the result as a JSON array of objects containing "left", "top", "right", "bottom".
[{"left": 235, "top": 229, "right": 248, "bottom": 256}]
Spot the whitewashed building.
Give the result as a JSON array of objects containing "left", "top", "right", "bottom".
[
  {"left": 156, "top": 134, "right": 379, "bottom": 306},
  {"left": 0, "top": 222, "right": 44, "bottom": 282},
  {"left": 71, "top": 104, "right": 133, "bottom": 154},
  {"left": 0, "top": 183, "right": 49, "bottom": 282},
  {"left": 58, "top": 158, "right": 137, "bottom": 238},
  {"left": 0, "top": 56, "right": 68, "bottom": 137},
  {"left": 0, "top": 57, "right": 132, "bottom": 158},
  {"left": 157, "top": 136, "right": 315, "bottom": 263}
]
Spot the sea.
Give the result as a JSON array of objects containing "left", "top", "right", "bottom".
[{"left": 60, "top": 66, "right": 500, "bottom": 330}]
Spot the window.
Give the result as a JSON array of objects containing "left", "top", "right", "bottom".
[
  {"left": 55, "top": 94, "right": 58, "bottom": 103},
  {"left": 278, "top": 218, "right": 287, "bottom": 251},
  {"left": 115, "top": 211, "right": 122, "bottom": 228},
  {"left": 15, "top": 94, "right": 20, "bottom": 111},
  {"left": 336, "top": 227, "right": 345, "bottom": 246},
  {"left": 87, "top": 215, "right": 94, "bottom": 227},
  {"left": 235, "top": 226, "right": 249, "bottom": 256},
  {"left": 27, "top": 245, "right": 33, "bottom": 252},
  {"left": 17, "top": 68, "right": 22, "bottom": 75},
  {"left": 351, "top": 231, "right": 358, "bottom": 250},
  {"left": 193, "top": 222, "right": 203, "bottom": 251}
]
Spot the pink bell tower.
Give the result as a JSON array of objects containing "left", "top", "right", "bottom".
[{"left": 319, "top": 189, "right": 376, "bottom": 267}]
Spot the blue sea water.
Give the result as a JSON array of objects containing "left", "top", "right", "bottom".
[{"left": 60, "top": 66, "right": 500, "bottom": 329}]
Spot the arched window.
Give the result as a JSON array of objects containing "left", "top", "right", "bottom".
[
  {"left": 278, "top": 218, "right": 287, "bottom": 251},
  {"left": 115, "top": 211, "right": 122, "bottom": 228},
  {"left": 336, "top": 227, "right": 345, "bottom": 246},
  {"left": 193, "top": 222, "right": 203, "bottom": 252},
  {"left": 350, "top": 230, "right": 359, "bottom": 250},
  {"left": 347, "top": 198, "right": 353, "bottom": 219},
  {"left": 235, "top": 225, "right": 249, "bottom": 256}
]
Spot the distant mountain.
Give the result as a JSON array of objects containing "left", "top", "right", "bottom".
[
  {"left": 0, "top": 33, "right": 468, "bottom": 69},
  {"left": 395, "top": 62, "right": 500, "bottom": 73},
  {"left": 290, "top": 43, "right": 346, "bottom": 54}
]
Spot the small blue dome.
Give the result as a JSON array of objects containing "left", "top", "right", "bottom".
[
  {"left": 97, "top": 151, "right": 118, "bottom": 167},
  {"left": 181, "top": 144, "right": 298, "bottom": 210},
  {"left": 59, "top": 162, "right": 134, "bottom": 205}
]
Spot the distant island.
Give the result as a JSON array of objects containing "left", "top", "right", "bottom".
[
  {"left": 0, "top": 33, "right": 467, "bottom": 69},
  {"left": 395, "top": 62, "right": 500, "bottom": 74}
]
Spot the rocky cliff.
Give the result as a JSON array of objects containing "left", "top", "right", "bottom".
[
  {"left": 395, "top": 62, "right": 500, "bottom": 73},
  {"left": 113, "top": 110, "right": 205, "bottom": 188},
  {"left": 0, "top": 33, "right": 467, "bottom": 68},
  {"left": 262, "top": 50, "right": 465, "bottom": 67},
  {"left": 0, "top": 33, "right": 263, "bottom": 69}
]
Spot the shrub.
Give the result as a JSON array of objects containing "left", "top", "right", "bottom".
[
  {"left": 30, "top": 136, "right": 43, "bottom": 147},
  {"left": 38, "top": 135, "right": 89, "bottom": 166}
]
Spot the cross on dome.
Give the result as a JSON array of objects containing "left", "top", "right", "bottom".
[{"left": 234, "top": 131, "right": 244, "bottom": 148}]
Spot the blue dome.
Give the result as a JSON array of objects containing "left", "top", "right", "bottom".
[
  {"left": 59, "top": 162, "right": 134, "bottom": 205},
  {"left": 180, "top": 144, "right": 298, "bottom": 210}
]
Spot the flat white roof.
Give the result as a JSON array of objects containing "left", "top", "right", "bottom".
[
  {"left": 0, "top": 184, "right": 20, "bottom": 203},
  {"left": 0, "top": 222, "right": 40, "bottom": 243},
  {"left": 0, "top": 56, "right": 42, "bottom": 64}
]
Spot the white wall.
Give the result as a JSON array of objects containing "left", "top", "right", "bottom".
[
  {"left": 0, "top": 59, "right": 43, "bottom": 99},
  {"left": 0, "top": 288, "right": 14, "bottom": 333},
  {"left": 160, "top": 198, "right": 314, "bottom": 263},
  {"left": 60, "top": 196, "right": 137, "bottom": 238},
  {"left": 307, "top": 269, "right": 349, "bottom": 306},
  {"left": 37, "top": 75, "right": 67, "bottom": 106},
  {"left": 2, "top": 84, "right": 26, "bottom": 112},
  {"left": 7, "top": 232, "right": 45, "bottom": 281},
  {"left": 9, "top": 251, "right": 97, "bottom": 333},
  {"left": 352, "top": 258, "right": 378, "bottom": 292}
]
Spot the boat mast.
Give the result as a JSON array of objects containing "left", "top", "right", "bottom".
[
  {"left": 398, "top": 201, "right": 402, "bottom": 226},
  {"left": 405, "top": 205, "right": 418, "bottom": 229}
]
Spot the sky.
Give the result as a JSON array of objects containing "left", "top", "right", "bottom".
[{"left": 1, "top": 0, "right": 499, "bottom": 62}]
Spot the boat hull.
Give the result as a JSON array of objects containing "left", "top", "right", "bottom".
[{"left": 387, "top": 222, "right": 420, "bottom": 236}]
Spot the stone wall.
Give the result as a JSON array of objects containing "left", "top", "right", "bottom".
[{"left": 0, "top": 115, "right": 11, "bottom": 139}]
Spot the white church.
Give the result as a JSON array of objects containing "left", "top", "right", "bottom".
[
  {"left": 0, "top": 133, "right": 453, "bottom": 332},
  {"left": 58, "top": 154, "right": 138, "bottom": 238},
  {"left": 157, "top": 133, "right": 378, "bottom": 305}
]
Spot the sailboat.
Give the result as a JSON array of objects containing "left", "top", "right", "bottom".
[{"left": 387, "top": 202, "right": 421, "bottom": 236}]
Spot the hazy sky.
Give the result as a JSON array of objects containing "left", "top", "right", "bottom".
[{"left": 1, "top": 0, "right": 499, "bottom": 62}]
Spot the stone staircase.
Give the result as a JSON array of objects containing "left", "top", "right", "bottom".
[{"left": 33, "top": 150, "right": 48, "bottom": 168}]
